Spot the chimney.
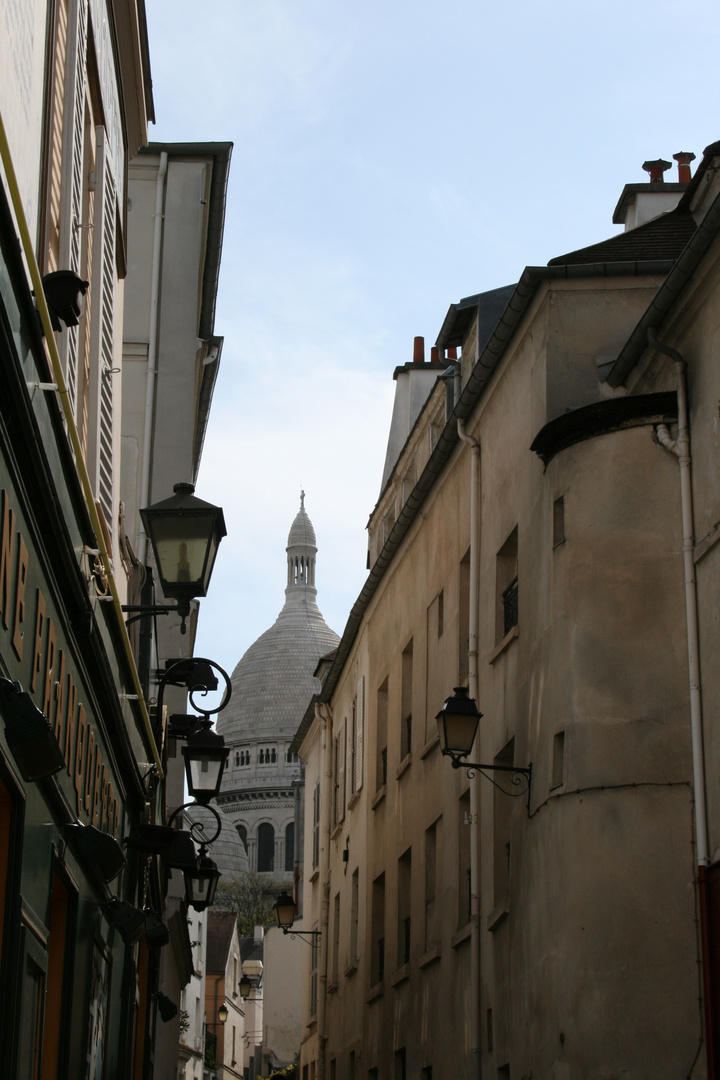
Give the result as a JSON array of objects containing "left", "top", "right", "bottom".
[
  {"left": 642, "top": 159, "right": 672, "bottom": 183},
  {"left": 430, "top": 346, "right": 439, "bottom": 362},
  {"left": 447, "top": 347, "right": 458, "bottom": 360},
  {"left": 413, "top": 336, "right": 425, "bottom": 364},
  {"left": 673, "top": 151, "right": 696, "bottom": 183}
]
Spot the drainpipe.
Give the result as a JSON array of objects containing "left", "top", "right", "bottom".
[
  {"left": 317, "top": 702, "right": 333, "bottom": 1080},
  {"left": 457, "top": 419, "right": 481, "bottom": 1079},
  {"left": 139, "top": 150, "right": 168, "bottom": 561},
  {"left": 649, "top": 329, "right": 714, "bottom": 1074}
]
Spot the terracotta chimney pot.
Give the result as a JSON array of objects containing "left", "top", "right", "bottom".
[
  {"left": 642, "top": 158, "right": 672, "bottom": 183},
  {"left": 413, "top": 336, "right": 425, "bottom": 364},
  {"left": 673, "top": 151, "right": 696, "bottom": 183}
]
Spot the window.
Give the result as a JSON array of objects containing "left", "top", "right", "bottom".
[
  {"left": 310, "top": 928, "right": 319, "bottom": 1018},
  {"left": 376, "top": 679, "right": 388, "bottom": 792},
  {"left": 382, "top": 505, "right": 396, "bottom": 544},
  {"left": 285, "top": 822, "right": 295, "bottom": 872},
  {"left": 494, "top": 740, "right": 514, "bottom": 907},
  {"left": 350, "top": 868, "right": 359, "bottom": 966},
  {"left": 496, "top": 527, "right": 518, "bottom": 641},
  {"left": 333, "top": 721, "right": 346, "bottom": 827},
  {"left": 458, "top": 790, "right": 471, "bottom": 929},
  {"left": 257, "top": 823, "right": 275, "bottom": 873},
  {"left": 401, "top": 463, "right": 416, "bottom": 505},
  {"left": 236, "top": 824, "right": 248, "bottom": 855},
  {"left": 259, "top": 749, "right": 264, "bottom": 764},
  {"left": 350, "top": 677, "right": 364, "bottom": 796},
  {"left": 312, "top": 782, "right": 321, "bottom": 870},
  {"left": 235, "top": 751, "right": 240, "bottom": 767},
  {"left": 459, "top": 549, "right": 471, "bottom": 685},
  {"left": 425, "top": 818, "right": 441, "bottom": 950},
  {"left": 395, "top": 1049, "right": 406, "bottom": 1080},
  {"left": 397, "top": 848, "right": 411, "bottom": 967},
  {"left": 401, "top": 639, "right": 413, "bottom": 761},
  {"left": 331, "top": 893, "right": 340, "bottom": 985},
  {"left": 426, "top": 590, "right": 448, "bottom": 740},
  {"left": 371, "top": 873, "right": 385, "bottom": 985}
]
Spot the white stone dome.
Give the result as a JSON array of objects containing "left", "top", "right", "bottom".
[{"left": 216, "top": 494, "right": 339, "bottom": 742}]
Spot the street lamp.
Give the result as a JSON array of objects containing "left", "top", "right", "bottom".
[
  {"left": 436, "top": 687, "right": 532, "bottom": 806},
  {"left": 123, "top": 483, "right": 227, "bottom": 634},
  {"left": 182, "top": 720, "right": 229, "bottom": 805},
  {"left": 273, "top": 891, "right": 321, "bottom": 941},
  {"left": 183, "top": 847, "right": 221, "bottom": 912},
  {"left": 239, "top": 975, "right": 252, "bottom": 999}
]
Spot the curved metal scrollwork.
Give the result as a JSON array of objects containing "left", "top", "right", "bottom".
[
  {"left": 167, "top": 800, "right": 223, "bottom": 845},
  {"left": 184, "top": 658, "right": 232, "bottom": 717},
  {"left": 447, "top": 753, "right": 532, "bottom": 811}
]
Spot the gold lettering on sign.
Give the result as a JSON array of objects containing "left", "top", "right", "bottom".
[
  {"left": 12, "top": 534, "right": 28, "bottom": 660},
  {"left": 65, "top": 675, "right": 77, "bottom": 774},
  {"left": 53, "top": 649, "right": 66, "bottom": 744},
  {"left": 74, "top": 704, "right": 86, "bottom": 816},
  {"left": 0, "top": 490, "right": 15, "bottom": 627},
  {"left": 100, "top": 764, "right": 108, "bottom": 830},
  {"left": 83, "top": 728, "right": 95, "bottom": 815},
  {"left": 43, "top": 618, "right": 57, "bottom": 717},
  {"left": 92, "top": 748, "right": 102, "bottom": 827},
  {"left": 31, "top": 590, "right": 47, "bottom": 692}
]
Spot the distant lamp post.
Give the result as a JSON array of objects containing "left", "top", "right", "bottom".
[
  {"left": 123, "top": 483, "right": 227, "bottom": 634},
  {"left": 436, "top": 687, "right": 532, "bottom": 807},
  {"left": 239, "top": 975, "right": 252, "bottom": 999},
  {"left": 218, "top": 1004, "right": 228, "bottom": 1024},
  {"left": 273, "top": 891, "right": 320, "bottom": 942}
]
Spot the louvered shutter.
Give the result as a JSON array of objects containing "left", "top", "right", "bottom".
[
  {"left": 64, "top": 0, "right": 89, "bottom": 417},
  {"left": 87, "top": 126, "right": 116, "bottom": 541},
  {"left": 355, "top": 676, "right": 364, "bottom": 791}
]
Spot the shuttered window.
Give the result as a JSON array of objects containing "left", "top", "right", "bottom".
[
  {"left": 87, "top": 126, "right": 116, "bottom": 541},
  {"left": 64, "top": 0, "right": 89, "bottom": 417},
  {"left": 355, "top": 676, "right": 364, "bottom": 792}
]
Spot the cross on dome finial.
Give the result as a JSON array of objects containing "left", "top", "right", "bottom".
[{"left": 300, "top": 489, "right": 305, "bottom": 510}]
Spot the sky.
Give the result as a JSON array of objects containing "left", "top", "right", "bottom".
[{"left": 143, "top": 0, "right": 719, "bottom": 677}]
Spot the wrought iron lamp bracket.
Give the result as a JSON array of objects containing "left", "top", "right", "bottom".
[{"left": 445, "top": 754, "right": 532, "bottom": 811}]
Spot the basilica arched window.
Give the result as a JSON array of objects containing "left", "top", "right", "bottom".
[
  {"left": 285, "top": 822, "right": 295, "bottom": 872},
  {"left": 257, "top": 823, "right": 274, "bottom": 872},
  {"left": 259, "top": 749, "right": 264, "bottom": 764},
  {"left": 235, "top": 752, "right": 240, "bottom": 767},
  {"left": 271, "top": 748, "right": 277, "bottom": 763},
  {"left": 236, "top": 824, "right": 248, "bottom": 854}
]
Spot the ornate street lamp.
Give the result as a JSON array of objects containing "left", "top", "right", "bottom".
[
  {"left": 239, "top": 975, "right": 252, "bottom": 999},
  {"left": 436, "top": 687, "right": 532, "bottom": 807},
  {"left": 182, "top": 720, "right": 229, "bottom": 806},
  {"left": 123, "top": 483, "right": 227, "bottom": 634},
  {"left": 272, "top": 891, "right": 320, "bottom": 942},
  {"left": 183, "top": 847, "right": 221, "bottom": 912}
]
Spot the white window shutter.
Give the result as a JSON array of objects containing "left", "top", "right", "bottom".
[
  {"left": 64, "top": 0, "right": 89, "bottom": 417},
  {"left": 87, "top": 125, "right": 116, "bottom": 541},
  {"left": 355, "top": 676, "right": 364, "bottom": 791}
]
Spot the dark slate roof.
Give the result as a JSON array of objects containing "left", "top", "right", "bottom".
[
  {"left": 548, "top": 210, "right": 696, "bottom": 267},
  {"left": 240, "top": 935, "right": 264, "bottom": 964},
  {"left": 206, "top": 911, "right": 238, "bottom": 974}
]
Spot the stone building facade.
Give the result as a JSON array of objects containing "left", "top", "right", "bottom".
[
  {"left": 293, "top": 147, "right": 720, "bottom": 1080},
  {"left": 217, "top": 497, "right": 339, "bottom": 880}
]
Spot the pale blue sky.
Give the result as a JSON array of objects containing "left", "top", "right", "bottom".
[{"left": 144, "top": 0, "right": 718, "bottom": 674}]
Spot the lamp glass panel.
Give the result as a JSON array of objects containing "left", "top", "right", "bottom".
[
  {"left": 186, "top": 753, "right": 225, "bottom": 798},
  {"left": 438, "top": 710, "right": 479, "bottom": 756},
  {"left": 151, "top": 514, "right": 217, "bottom": 589},
  {"left": 274, "top": 893, "right": 296, "bottom": 929}
]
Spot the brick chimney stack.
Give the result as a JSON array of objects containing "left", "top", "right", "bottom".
[{"left": 413, "top": 336, "right": 425, "bottom": 364}]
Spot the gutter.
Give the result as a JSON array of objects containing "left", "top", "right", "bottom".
[{"left": 314, "top": 259, "right": 676, "bottom": 705}]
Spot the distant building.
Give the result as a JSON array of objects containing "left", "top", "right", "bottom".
[{"left": 216, "top": 496, "right": 339, "bottom": 880}]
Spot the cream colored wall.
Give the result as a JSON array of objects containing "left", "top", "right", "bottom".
[
  {"left": 304, "top": 270, "right": 703, "bottom": 1080},
  {"left": 0, "top": 0, "right": 47, "bottom": 239}
]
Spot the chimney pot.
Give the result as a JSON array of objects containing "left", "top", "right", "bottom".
[
  {"left": 413, "top": 336, "right": 425, "bottom": 364},
  {"left": 673, "top": 151, "right": 696, "bottom": 183},
  {"left": 642, "top": 158, "right": 672, "bottom": 183},
  {"left": 430, "top": 346, "right": 439, "bottom": 362},
  {"left": 447, "top": 347, "right": 458, "bottom": 360}
]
